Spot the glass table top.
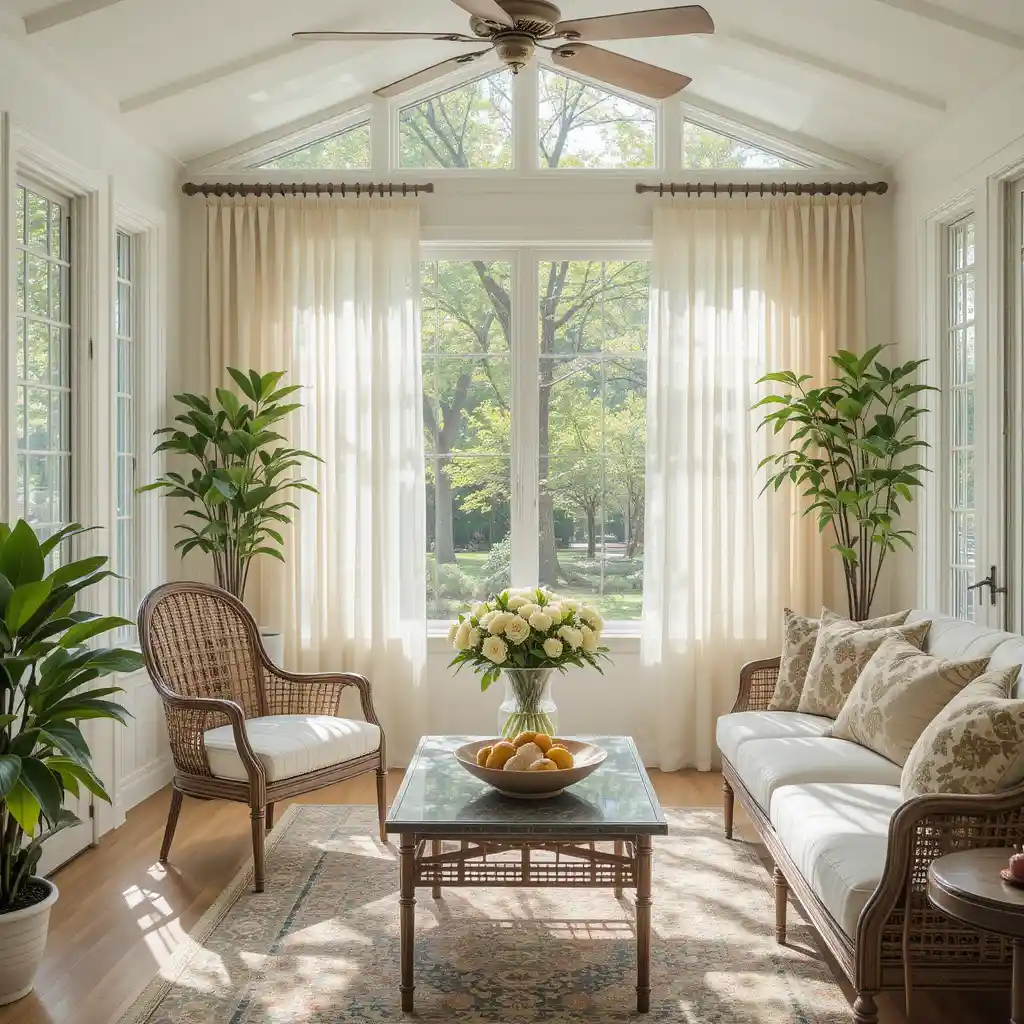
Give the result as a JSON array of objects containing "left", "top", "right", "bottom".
[{"left": 386, "top": 735, "right": 668, "bottom": 836}]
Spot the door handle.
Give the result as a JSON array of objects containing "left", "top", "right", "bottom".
[{"left": 966, "top": 565, "right": 1008, "bottom": 606}]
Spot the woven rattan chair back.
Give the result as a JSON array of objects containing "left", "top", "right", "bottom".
[{"left": 139, "top": 582, "right": 268, "bottom": 721}]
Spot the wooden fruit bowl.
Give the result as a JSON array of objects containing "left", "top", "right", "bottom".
[{"left": 453, "top": 738, "right": 607, "bottom": 799}]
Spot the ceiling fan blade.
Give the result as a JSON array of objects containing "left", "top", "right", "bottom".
[
  {"left": 294, "top": 31, "right": 481, "bottom": 43},
  {"left": 375, "top": 50, "right": 492, "bottom": 98},
  {"left": 552, "top": 43, "right": 690, "bottom": 99},
  {"left": 556, "top": 5, "right": 714, "bottom": 41},
  {"left": 450, "top": 0, "right": 514, "bottom": 27}
]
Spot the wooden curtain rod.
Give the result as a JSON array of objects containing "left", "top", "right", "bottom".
[
  {"left": 635, "top": 181, "right": 888, "bottom": 197},
  {"left": 180, "top": 182, "right": 434, "bottom": 198}
]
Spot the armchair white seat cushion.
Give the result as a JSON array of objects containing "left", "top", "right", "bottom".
[
  {"left": 770, "top": 782, "right": 902, "bottom": 938},
  {"left": 732, "top": 736, "right": 903, "bottom": 813},
  {"left": 204, "top": 715, "right": 382, "bottom": 783},
  {"left": 716, "top": 710, "right": 833, "bottom": 764}
]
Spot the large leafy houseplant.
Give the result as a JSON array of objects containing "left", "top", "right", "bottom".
[
  {"left": 753, "top": 346, "right": 935, "bottom": 621},
  {"left": 0, "top": 520, "right": 142, "bottom": 912},
  {"left": 141, "top": 368, "right": 320, "bottom": 602}
]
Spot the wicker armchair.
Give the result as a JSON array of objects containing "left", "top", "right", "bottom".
[
  {"left": 138, "top": 582, "right": 388, "bottom": 892},
  {"left": 723, "top": 657, "right": 1024, "bottom": 1023}
]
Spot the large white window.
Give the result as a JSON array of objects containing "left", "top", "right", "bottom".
[
  {"left": 14, "top": 182, "right": 72, "bottom": 557},
  {"left": 423, "top": 251, "right": 648, "bottom": 623},
  {"left": 944, "top": 214, "right": 976, "bottom": 621},
  {"left": 115, "top": 229, "right": 137, "bottom": 627}
]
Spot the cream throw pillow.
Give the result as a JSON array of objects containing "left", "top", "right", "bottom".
[
  {"left": 797, "top": 618, "right": 931, "bottom": 719},
  {"left": 901, "top": 667, "right": 1024, "bottom": 799},
  {"left": 831, "top": 635, "right": 990, "bottom": 765},
  {"left": 767, "top": 607, "right": 911, "bottom": 712}
]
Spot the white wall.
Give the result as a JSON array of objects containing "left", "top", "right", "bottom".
[
  {"left": 0, "top": 32, "right": 183, "bottom": 838},
  {"left": 891, "top": 61, "right": 1024, "bottom": 618}
]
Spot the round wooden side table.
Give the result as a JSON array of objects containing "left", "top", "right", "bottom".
[{"left": 928, "top": 848, "right": 1024, "bottom": 1024}]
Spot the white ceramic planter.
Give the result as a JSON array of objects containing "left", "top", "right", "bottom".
[
  {"left": 0, "top": 878, "right": 58, "bottom": 1005},
  {"left": 259, "top": 629, "right": 285, "bottom": 667}
]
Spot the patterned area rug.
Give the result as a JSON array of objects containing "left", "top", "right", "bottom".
[{"left": 120, "top": 805, "right": 849, "bottom": 1023}]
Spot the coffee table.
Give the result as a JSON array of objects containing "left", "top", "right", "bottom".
[{"left": 386, "top": 734, "right": 668, "bottom": 1013}]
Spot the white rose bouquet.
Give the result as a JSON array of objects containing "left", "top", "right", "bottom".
[{"left": 448, "top": 587, "right": 610, "bottom": 690}]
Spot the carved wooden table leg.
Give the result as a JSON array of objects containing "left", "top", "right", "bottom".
[
  {"left": 1014, "top": 938, "right": 1024, "bottom": 1024},
  {"left": 400, "top": 833, "right": 416, "bottom": 1012},
  {"left": 635, "top": 834, "right": 653, "bottom": 1013},
  {"left": 615, "top": 839, "right": 625, "bottom": 898}
]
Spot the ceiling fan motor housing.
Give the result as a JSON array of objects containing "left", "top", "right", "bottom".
[
  {"left": 470, "top": 0, "right": 562, "bottom": 38},
  {"left": 493, "top": 32, "right": 536, "bottom": 72}
]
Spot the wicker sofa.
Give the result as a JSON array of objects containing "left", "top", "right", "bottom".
[{"left": 717, "top": 609, "right": 1024, "bottom": 1023}]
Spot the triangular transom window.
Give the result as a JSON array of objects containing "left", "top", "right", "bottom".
[
  {"left": 254, "top": 121, "right": 371, "bottom": 170},
  {"left": 682, "top": 119, "right": 805, "bottom": 170},
  {"left": 539, "top": 67, "right": 655, "bottom": 169},
  {"left": 399, "top": 70, "right": 513, "bottom": 170}
]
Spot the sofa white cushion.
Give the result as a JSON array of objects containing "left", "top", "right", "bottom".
[
  {"left": 204, "top": 715, "right": 381, "bottom": 783},
  {"left": 716, "top": 711, "right": 833, "bottom": 764},
  {"left": 907, "top": 610, "right": 1014, "bottom": 661},
  {"left": 770, "top": 782, "right": 902, "bottom": 938},
  {"left": 732, "top": 736, "right": 903, "bottom": 813}
]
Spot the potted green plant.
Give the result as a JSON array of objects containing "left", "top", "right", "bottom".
[
  {"left": 140, "top": 368, "right": 320, "bottom": 660},
  {"left": 753, "top": 345, "right": 936, "bottom": 621},
  {"left": 0, "top": 520, "right": 142, "bottom": 1004}
]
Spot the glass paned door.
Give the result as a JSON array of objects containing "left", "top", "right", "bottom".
[
  {"left": 944, "top": 216, "right": 977, "bottom": 620},
  {"left": 1006, "top": 180, "right": 1024, "bottom": 633}
]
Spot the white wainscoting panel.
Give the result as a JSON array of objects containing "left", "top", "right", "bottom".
[{"left": 111, "top": 667, "right": 173, "bottom": 825}]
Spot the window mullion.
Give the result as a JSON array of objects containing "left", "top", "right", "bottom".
[
  {"left": 371, "top": 96, "right": 391, "bottom": 175},
  {"left": 511, "top": 247, "right": 539, "bottom": 586},
  {"left": 515, "top": 62, "right": 539, "bottom": 173},
  {"left": 661, "top": 94, "right": 682, "bottom": 173}
]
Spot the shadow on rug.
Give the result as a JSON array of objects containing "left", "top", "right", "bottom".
[{"left": 120, "top": 805, "right": 849, "bottom": 1023}]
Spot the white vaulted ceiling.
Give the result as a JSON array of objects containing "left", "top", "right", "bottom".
[{"left": 2, "top": 0, "right": 1023, "bottom": 167}]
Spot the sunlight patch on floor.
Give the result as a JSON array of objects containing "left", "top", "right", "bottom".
[{"left": 310, "top": 835, "right": 395, "bottom": 860}]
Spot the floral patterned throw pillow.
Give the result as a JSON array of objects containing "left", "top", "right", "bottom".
[
  {"left": 767, "top": 607, "right": 911, "bottom": 713},
  {"left": 901, "top": 667, "right": 1024, "bottom": 799},
  {"left": 831, "top": 635, "right": 990, "bottom": 765},
  {"left": 797, "top": 618, "right": 931, "bottom": 719}
]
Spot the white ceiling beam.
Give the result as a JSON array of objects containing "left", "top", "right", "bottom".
[
  {"left": 721, "top": 29, "right": 946, "bottom": 112},
  {"left": 680, "top": 94, "right": 884, "bottom": 175},
  {"left": 867, "top": 0, "right": 1024, "bottom": 51},
  {"left": 119, "top": 40, "right": 317, "bottom": 113},
  {"left": 24, "top": 0, "right": 128, "bottom": 34}
]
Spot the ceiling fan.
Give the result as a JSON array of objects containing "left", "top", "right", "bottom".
[{"left": 294, "top": 1, "right": 714, "bottom": 100}]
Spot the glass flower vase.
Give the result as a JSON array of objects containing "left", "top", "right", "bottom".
[{"left": 498, "top": 668, "right": 558, "bottom": 739}]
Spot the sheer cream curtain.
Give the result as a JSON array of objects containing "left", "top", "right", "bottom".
[
  {"left": 203, "top": 194, "right": 427, "bottom": 763},
  {"left": 641, "top": 194, "right": 866, "bottom": 770}
]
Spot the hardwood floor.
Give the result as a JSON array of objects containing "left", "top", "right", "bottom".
[{"left": 1, "top": 770, "right": 1006, "bottom": 1024}]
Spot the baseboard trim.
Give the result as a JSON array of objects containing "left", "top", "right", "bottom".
[{"left": 118, "top": 758, "right": 174, "bottom": 816}]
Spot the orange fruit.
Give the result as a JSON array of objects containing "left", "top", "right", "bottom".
[
  {"left": 528, "top": 758, "right": 558, "bottom": 771},
  {"left": 546, "top": 746, "right": 574, "bottom": 770},
  {"left": 485, "top": 741, "right": 517, "bottom": 769},
  {"left": 511, "top": 732, "right": 537, "bottom": 748},
  {"left": 532, "top": 733, "right": 553, "bottom": 753},
  {"left": 476, "top": 745, "right": 493, "bottom": 767}
]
